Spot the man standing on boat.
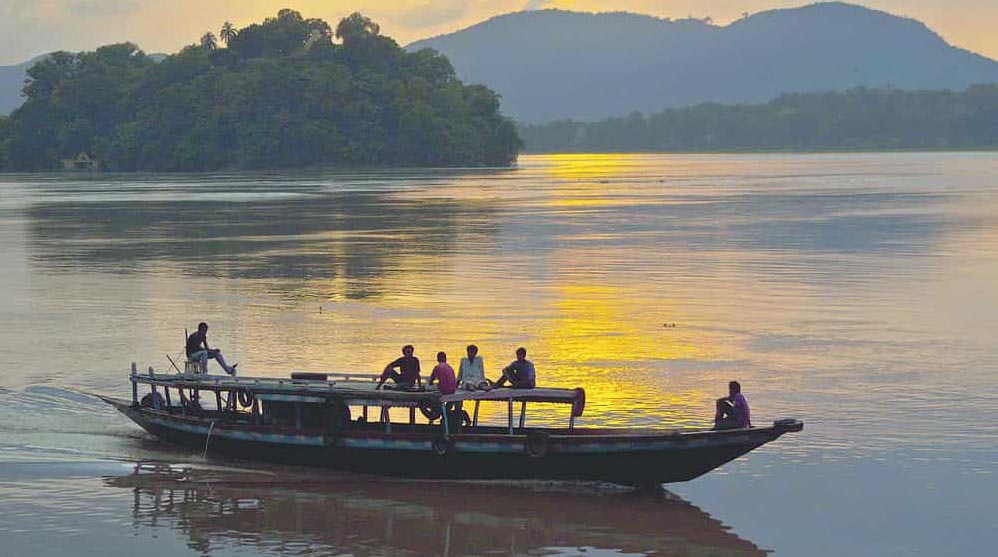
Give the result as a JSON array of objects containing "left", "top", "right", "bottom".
[
  {"left": 186, "top": 322, "right": 237, "bottom": 375},
  {"left": 495, "top": 347, "right": 536, "bottom": 389},
  {"left": 377, "top": 345, "right": 421, "bottom": 389},
  {"left": 714, "top": 380, "right": 751, "bottom": 429}
]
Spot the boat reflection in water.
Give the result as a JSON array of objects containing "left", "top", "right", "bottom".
[{"left": 107, "top": 462, "right": 766, "bottom": 556}]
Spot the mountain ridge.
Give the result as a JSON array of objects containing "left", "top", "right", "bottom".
[{"left": 407, "top": 2, "right": 998, "bottom": 122}]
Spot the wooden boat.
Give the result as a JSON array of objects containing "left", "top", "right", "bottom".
[{"left": 102, "top": 363, "right": 803, "bottom": 486}]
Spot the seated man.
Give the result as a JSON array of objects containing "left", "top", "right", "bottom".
[
  {"left": 494, "top": 347, "right": 536, "bottom": 389},
  {"left": 428, "top": 351, "right": 457, "bottom": 395},
  {"left": 458, "top": 344, "right": 489, "bottom": 390},
  {"left": 186, "top": 322, "right": 237, "bottom": 375},
  {"left": 377, "top": 344, "right": 421, "bottom": 390},
  {"left": 714, "top": 380, "right": 751, "bottom": 430}
]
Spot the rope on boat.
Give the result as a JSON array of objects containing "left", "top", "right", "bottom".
[{"left": 204, "top": 420, "right": 215, "bottom": 458}]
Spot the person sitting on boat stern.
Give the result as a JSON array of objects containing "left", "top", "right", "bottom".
[
  {"left": 458, "top": 344, "right": 490, "bottom": 390},
  {"left": 494, "top": 347, "right": 536, "bottom": 389},
  {"left": 429, "top": 351, "right": 457, "bottom": 395},
  {"left": 377, "top": 344, "right": 421, "bottom": 390},
  {"left": 186, "top": 321, "right": 237, "bottom": 375},
  {"left": 714, "top": 380, "right": 751, "bottom": 430}
]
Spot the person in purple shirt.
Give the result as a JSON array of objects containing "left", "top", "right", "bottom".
[
  {"left": 428, "top": 351, "right": 457, "bottom": 395},
  {"left": 714, "top": 380, "right": 751, "bottom": 430}
]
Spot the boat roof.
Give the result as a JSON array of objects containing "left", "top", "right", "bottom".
[{"left": 133, "top": 371, "right": 584, "bottom": 414}]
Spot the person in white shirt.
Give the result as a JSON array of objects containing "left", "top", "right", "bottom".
[{"left": 457, "top": 344, "right": 489, "bottom": 390}]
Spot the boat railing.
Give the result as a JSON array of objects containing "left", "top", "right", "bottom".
[
  {"left": 439, "top": 387, "right": 586, "bottom": 435},
  {"left": 128, "top": 363, "right": 587, "bottom": 435},
  {"left": 131, "top": 363, "right": 379, "bottom": 390}
]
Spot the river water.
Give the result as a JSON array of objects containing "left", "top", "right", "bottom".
[{"left": 0, "top": 153, "right": 995, "bottom": 556}]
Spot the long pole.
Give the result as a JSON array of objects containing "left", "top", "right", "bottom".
[{"left": 166, "top": 354, "right": 182, "bottom": 373}]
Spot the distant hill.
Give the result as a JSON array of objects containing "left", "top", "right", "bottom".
[
  {"left": 408, "top": 2, "right": 998, "bottom": 123},
  {"left": 520, "top": 85, "right": 998, "bottom": 152},
  {"left": 0, "top": 59, "right": 36, "bottom": 115}
]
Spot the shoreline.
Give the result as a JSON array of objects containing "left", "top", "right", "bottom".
[
  {"left": 2, "top": 150, "right": 996, "bottom": 176},
  {"left": 520, "top": 147, "right": 998, "bottom": 155}
]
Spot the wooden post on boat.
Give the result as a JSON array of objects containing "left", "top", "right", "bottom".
[
  {"left": 148, "top": 366, "right": 159, "bottom": 410},
  {"left": 131, "top": 363, "right": 138, "bottom": 405},
  {"left": 442, "top": 403, "right": 450, "bottom": 436},
  {"left": 519, "top": 401, "right": 527, "bottom": 430},
  {"left": 215, "top": 390, "right": 222, "bottom": 413},
  {"left": 507, "top": 397, "right": 514, "bottom": 435},
  {"left": 409, "top": 407, "right": 416, "bottom": 425},
  {"left": 163, "top": 386, "right": 172, "bottom": 413},
  {"left": 473, "top": 400, "right": 480, "bottom": 426}
]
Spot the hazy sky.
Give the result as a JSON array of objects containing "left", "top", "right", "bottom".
[{"left": 1, "top": 1, "right": 996, "bottom": 65}]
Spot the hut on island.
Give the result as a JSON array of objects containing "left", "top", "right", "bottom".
[{"left": 61, "top": 152, "right": 101, "bottom": 171}]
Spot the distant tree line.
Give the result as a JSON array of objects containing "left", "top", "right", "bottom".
[
  {"left": 0, "top": 10, "right": 520, "bottom": 171},
  {"left": 519, "top": 85, "right": 998, "bottom": 153}
]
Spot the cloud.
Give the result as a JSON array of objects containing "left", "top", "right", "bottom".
[
  {"left": 67, "top": 0, "right": 141, "bottom": 17},
  {"left": 392, "top": 1, "right": 475, "bottom": 29},
  {"left": 0, "top": 0, "right": 140, "bottom": 19},
  {"left": 0, "top": 0, "right": 45, "bottom": 19},
  {"left": 521, "top": 0, "right": 558, "bottom": 9}
]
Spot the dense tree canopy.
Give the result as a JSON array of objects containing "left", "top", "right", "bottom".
[
  {"left": 0, "top": 10, "right": 520, "bottom": 171},
  {"left": 519, "top": 85, "right": 998, "bottom": 153}
]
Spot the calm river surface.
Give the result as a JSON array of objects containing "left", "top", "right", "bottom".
[{"left": 0, "top": 153, "right": 995, "bottom": 556}]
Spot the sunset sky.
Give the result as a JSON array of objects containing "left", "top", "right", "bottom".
[{"left": 1, "top": 0, "right": 996, "bottom": 65}]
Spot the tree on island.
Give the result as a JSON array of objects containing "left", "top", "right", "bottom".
[
  {"left": 199, "top": 32, "right": 218, "bottom": 51},
  {"left": 0, "top": 10, "right": 521, "bottom": 171},
  {"left": 336, "top": 12, "right": 380, "bottom": 43},
  {"left": 219, "top": 22, "right": 237, "bottom": 46}
]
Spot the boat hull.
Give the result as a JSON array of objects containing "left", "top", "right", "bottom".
[{"left": 107, "top": 398, "right": 800, "bottom": 485}]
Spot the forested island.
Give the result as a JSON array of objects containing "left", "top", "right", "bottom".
[
  {"left": 0, "top": 10, "right": 520, "bottom": 171},
  {"left": 519, "top": 85, "right": 998, "bottom": 153}
]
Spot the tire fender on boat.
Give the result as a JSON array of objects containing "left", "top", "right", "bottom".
[
  {"left": 236, "top": 389, "right": 255, "bottom": 408},
  {"left": 525, "top": 431, "right": 550, "bottom": 458},
  {"left": 431, "top": 436, "right": 451, "bottom": 456},
  {"left": 140, "top": 391, "right": 165, "bottom": 409},
  {"left": 419, "top": 399, "right": 442, "bottom": 422}
]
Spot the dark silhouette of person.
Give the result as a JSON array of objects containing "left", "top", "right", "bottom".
[
  {"left": 495, "top": 347, "right": 536, "bottom": 389},
  {"left": 377, "top": 344, "right": 421, "bottom": 389},
  {"left": 186, "top": 322, "right": 237, "bottom": 375}
]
